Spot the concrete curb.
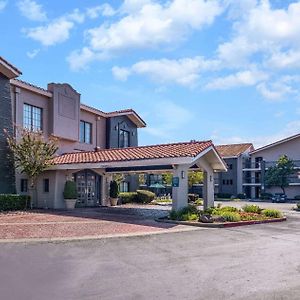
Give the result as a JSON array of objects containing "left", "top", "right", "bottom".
[
  {"left": 0, "top": 226, "right": 200, "bottom": 244},
  {"left": 156, "top": 217, "right": 287, "bottom": 228}
]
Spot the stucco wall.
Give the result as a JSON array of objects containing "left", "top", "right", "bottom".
[
  {"left": 217, "top": 158, "right": 238, "bottom": 196},
  {"left": 106, "top": 116, "right": 138, "bottom": 149}
]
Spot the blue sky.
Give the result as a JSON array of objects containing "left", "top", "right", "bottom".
[{"left": 1, "top": 0, "right": 300, "bottom": 147}]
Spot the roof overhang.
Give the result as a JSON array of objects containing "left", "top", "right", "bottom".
[
  {"left": 251, "top": 133, "right": 300, "bottom": 155},
  {"left": 50, "top": 145, "right": 227, "bottom": 173},
  {"left": 0, "top": 57, "right": 22, "bottom": 79},
  {"left": 10, "top": 79, "right": 52, "bottom": 97}
]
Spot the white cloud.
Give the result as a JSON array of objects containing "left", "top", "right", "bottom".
[
  {"left": 23, "top": 9, "right": 84, "bottom": 46},
  {"left": 113, "top": 56, "right": 219, "bottom": 87},
  {"left": 112, "top": 66, "right": 131, "bottom": 81},
  {"left": 0, "top": 1, "right": 7, "bottom": 12},
  {"left": 205, "top": 69, "right": 268, "bottom": 90},
  {"left": 144, "top": 101, "right": 194, "bottom": 139},
  {"left": 26, "top": 48, "right": 40, "bottom": 58},
  {"left": 86, "top": 4, "right": 116, "bottom": 19},
  {"left": 267, "top": 50, "right": 300, "bottom": 69},
  {"left": 17, "top": 0, "right": 47, "bottom": 21},
  {"left": 69, "top": 0, "right": 222, "bottom": 70}
]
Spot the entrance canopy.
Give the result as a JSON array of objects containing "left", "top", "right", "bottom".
[{"left": 51, "top": 140, "right": 227, "bottom": 210}]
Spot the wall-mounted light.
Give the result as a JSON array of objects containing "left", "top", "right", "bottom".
[
  {"left": 181, "top": 171, "right": 185, "bottom": 179},
  {"left": 210, "top": 175, "right": 213, "bottom": 182}
]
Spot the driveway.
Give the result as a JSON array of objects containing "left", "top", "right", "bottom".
[
  {"left": 0, "top": 211, "right": 300, "bottom": 300},
  {"left": 0, "top": 208, "right": 192, "bottom": 241}
]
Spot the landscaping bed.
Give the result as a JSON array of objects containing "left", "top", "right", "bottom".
[{"left": 156, "top": 204, "right": 286, "bottom": 228}]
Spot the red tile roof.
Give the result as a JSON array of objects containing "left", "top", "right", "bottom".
[
  {"left": 216, "top": 143, "right": 254, "bottom": 158},
  {"left": 52, "top": 141, "right": 213, "bottom": 165}
]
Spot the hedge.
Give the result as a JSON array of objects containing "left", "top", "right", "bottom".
[
  {"left": 119, "top": 192, "right": 138, "bottom": 204},
  {"left": 260, "top": 192, "right": 273, "bottom": 200},
  {"left": 0, "top": 194, "right": 30, "bottom": 211},
  {"left": 136, "top": 190, "right": 156, "bottom": 204},
  {"left": 216, "top": 193, "right": 232, "bottom": 199}
]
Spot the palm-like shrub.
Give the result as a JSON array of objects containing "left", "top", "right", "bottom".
[
  {"left": 63, "top": 181, "right": 77, "bottom": 199},
  {"left": 110, "top": 180, "right": 119, "bottom": 198}
]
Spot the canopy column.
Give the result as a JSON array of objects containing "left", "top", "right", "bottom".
[
  {"left": 172, "top": 165, "right": 189, "bottom": 211},
  {"left": 101, "top": 174, "right": 112, "bottom": 206},
  {"left": 203, "top": 170, "right": 215, "bottom": 209}
]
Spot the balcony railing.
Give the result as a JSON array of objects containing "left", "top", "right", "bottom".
[
  {"left": 243, "top": 174, "right": 300, "bottom": 185},
  {"left": 243, "top": 160, "right": 300, "bottom": 170},
  {"left": 265, "top": 160, "right": 300, "bottom": 169},
  {"left": 242, "top": 162, "right": 262, "bottom": 169}
]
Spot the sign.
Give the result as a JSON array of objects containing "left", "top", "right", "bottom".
[{"left": 172, "top": 176, "right": 179, "bottom": 187}]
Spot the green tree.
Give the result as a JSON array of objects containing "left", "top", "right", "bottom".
[
  {"left": 6, "top": 128, "right": 58, "bottom": 207},
  {"left": 188, "top": 171, "right": 204, "bottom": 187},
  {"left": 162, "top": 173, "right": 172, "bottom": 185},
  {"left": 265, "top": 155, "right": 295, "bottom": 194}
]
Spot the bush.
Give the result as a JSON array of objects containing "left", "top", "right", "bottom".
[
  {"left": 63, "top": 181, "right": 77, "bottom": 199},
  {"left": 169, "top": 205, "right": 199, "bottom": 221},
  {"left": 194, "top": 199, "right": 203, "bottom": 206},
  {"left": 136, "top": 190, "right": 155, "bottom": 204},
  {"left": 297, "top": 202, "right": 300, "bottom": 209},
  {"left": 262, "top": 209, "right": 282, "bottom": 218},
  {"left": 188, "top": 193, "right": 199, "bottom": 202},
  {"left": 260, "top": 192, "right": 273, "bottom": 200},
  {"left": 0, "top": 194, "right": 30, "bottom": 211},
  {"left": 216, "top": 193, "right": 232, "bottom": 199},
  {"left": 243, "top": 204, "right": 261, "bottom": 214},
  {"left": 237, "top": 193, "right": 246, "bottom": 199},
  {"left": 294, "top": 195, "right": 300, "bottom": 200},
  {"left": 119, "top": 192, "right": 138, "bottom": 204},
  {"left": 109, "top": 181, "right": 119, "bottom": 198},
  {"left": 219, "top": 211, "right": 241, "bottom": 222}
]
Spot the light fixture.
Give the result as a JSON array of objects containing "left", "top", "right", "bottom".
[{"left": 181, "top": 171, "right": 185, "bottom": 179}]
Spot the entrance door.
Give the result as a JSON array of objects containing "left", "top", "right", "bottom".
[{"left": 75, "top": 170, "right": 100, "bottom": 207}]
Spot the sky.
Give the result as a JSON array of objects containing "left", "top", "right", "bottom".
[{"left": 1, "top": 0, "right": 300, "bottom": 148}]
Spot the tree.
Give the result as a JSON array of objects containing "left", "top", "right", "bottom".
[
  {"left": 188, "top": 171, "right": 203, "bottom": 187},
  {"left": 6, "top": 128, "right": 58, "bottom": 207},
  {"left": 265, "top": 155, "right": 295, "bottom": 194},
  {"left": 162, "top": 173, "right": 172, "bottom": 185}
]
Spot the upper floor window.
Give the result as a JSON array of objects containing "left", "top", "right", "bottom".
[
  {"left": 80, "top": 121, "right": 92, "bottom": 144},
  {"left": 119, "top": 129, "right": 130, "bottom": 148},
  {"left": 23, "top": 104, "right": 42, "bottom": 131}
]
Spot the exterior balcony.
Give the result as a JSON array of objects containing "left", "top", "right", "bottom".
[{"left": 242, "top": 162, "right": 262, "bottom": 171}]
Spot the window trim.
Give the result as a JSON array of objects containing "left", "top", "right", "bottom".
[
  {"left": 20, "top": 179, "right": 28, "bottom": 193},
  {"left": 119, "top": 129, "right": 130, "bottom": 148},
  {"left": 23, "top": 103, "right": 43, "bottom": 132},
  {"left": 43, "top": 178, "right": 49, "bottom": 193},
  {"left": 80, "top": 120, "right": 92, "bottom": 144}
]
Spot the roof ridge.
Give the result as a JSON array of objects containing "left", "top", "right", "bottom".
[
  {"left": 11, "top": 78, "right": 49, "bottom": 92},
  {"left": 0, "top": 56, "right": 22, "bottom": 74},
  {"left": 58, "top": 140, "right": 213, "bottom": 157}
]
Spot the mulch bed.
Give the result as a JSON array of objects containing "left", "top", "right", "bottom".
[{"left": 156, "top": 217, "right": 287, "bottom": 228}]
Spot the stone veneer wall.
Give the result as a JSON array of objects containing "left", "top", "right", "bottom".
[{"left": 0, "top": 73, "right": 16, "bottom": 193}]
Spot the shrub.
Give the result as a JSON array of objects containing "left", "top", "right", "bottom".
[
  {"left": 243, "top": 204, "right": 261, "bottom": 214},
  {"left": 216, "top": 193, "right": 232, "bottom": 199},
  {"left": 219, "top": 211, "right": 241, "bottom": 222},
  {"left": 260, "top": 192, "right": 273, "bottom": 200},
  {"left": 109, "top": 181, "right": 119, "bottom": 198},
  {"left": 63, "top": 181, "right": 77, "bottom": 199},
  {"left": 262, "top": 209, "right": 282, "bottom": 218},
  {"left": 294, "top": 195, "right": 300, "bottom": 200},
  {"left": 169, "top": 205, "right": 199, "bottom": 221},
  {"left": 119, "top": 192, "right": 138, "bottom": 204},
  {"left": 194, "top": 198, "right": 203, "bottom": 206},
  {"left": 136, "top": 190, "right": 155, "bottom": 204},
  {"left": 188, "top": 194, "right": 199, "bottom": 202},
  {"left": 297, "top": 202, "right": 300, "bottom": 209},
  {"left": 0, "top": 194, "right": 30, "bottom": 211},
  {"left": 237, "top": 193, "right": 246, "bottom": 199}
]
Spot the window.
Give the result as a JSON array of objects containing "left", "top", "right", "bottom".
[
  {"left": 43, "top": 179, "right": 49, "bottom": 193},
  {"left": 229, "top": 164, "right": 233, "bottom": 170},
  {"left": 80, "top": 121, "right": 92, "bottom": 144},
  {"left": 230, "top": 179, "right": 233, "bottom": 185},
  {"left": 20, "top": 179, "right": 28, "bottom": 192},
  {"left": 119, "top": 181, "right": 129, "bottom": 193},
  {"left": 149, "top": 174, "right": 163, "bottom": 185},
  {"left": 119, "top": 129, "right": 130, "bottom": 148},
  {"left": 23, "top": 104, "right": 42, "bottom": 131},
  {"left": 222, "top": 179, "right": 226, "bottom": 185}
]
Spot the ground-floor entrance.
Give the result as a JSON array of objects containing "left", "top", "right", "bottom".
[{"left": 74, "top": 170, "right": 101, "bottom": 207}]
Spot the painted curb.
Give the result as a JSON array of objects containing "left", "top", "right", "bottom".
[{"left": 156, "top": 217, "right": 287, "bottom": 228}]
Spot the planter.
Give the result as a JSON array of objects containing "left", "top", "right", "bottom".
[
  {"left": 110, "top": 198, "right": 119, "bottom": 206},
  {"left": 65, "top": 199, "right": 77, "bottom": 210}
]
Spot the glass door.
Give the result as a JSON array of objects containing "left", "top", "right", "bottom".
[{"left": 75, "top": 170, "right": 100, "bottom": 207}]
